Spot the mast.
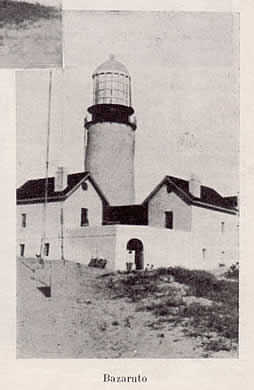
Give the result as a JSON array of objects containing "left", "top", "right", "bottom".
[
  {"left": 60, "top": 206, "right": 65, "bottom": 264},
  {"left": 40, "top": 70, "right": 52, "bottom": 259},
  {"left": 60, "top": 76, "right": 65, "bottom": 265}
]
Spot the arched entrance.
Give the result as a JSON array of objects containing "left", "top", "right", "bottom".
[{"left": 126, "top": 238, "right": 144, "bottom": 270}]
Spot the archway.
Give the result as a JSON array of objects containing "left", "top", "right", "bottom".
[{"left": 126, "top": 238, "right": 144, "bottom": 270}]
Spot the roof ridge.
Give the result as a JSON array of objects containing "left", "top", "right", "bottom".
[
  {"left": 16, "top": 171, "right": 110, "bottom": 206},
  {"left": 18, "top": 170, "right": 88, "bottom": 184},
  {"left": 143, "top": 174, "right": 237, "bottom": 213}
]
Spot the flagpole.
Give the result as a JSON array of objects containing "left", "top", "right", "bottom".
[
  {"left": 60, "top": 205, "right": 65, "bottom": 265},
  {"left": 40, "top": 70, "right": 52, "bottom": 259}
]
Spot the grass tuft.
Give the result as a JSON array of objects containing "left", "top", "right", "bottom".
[
  {"left": 166, "top": 266, "right": 239, "bottom": 304},
  {"left": 223, "top": 262, "right": 239, "bottom": 280}
]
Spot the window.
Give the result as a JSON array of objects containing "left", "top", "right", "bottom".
[
  {"left": 219, "top": 251, "right": 225, "bottom": 267},
  {"left": 221, "top": 221, "right": 225, "bottom": 233},
  {"left": 81, "top": 208, "right": 89, "bottom": 226},
  {"left": 21, "top": 213, "right": 26, "bottom": 227},
  {"left": 165, "top": 211, "right": 173, "bottom": 229},
  {"left": 20, "top": 244, "right": 25, "bottom": 257},
  {"left": 81, "top": 182, "right": 88, "bottom": 191},
  {"left": 44, "top": 243, "right": 50, "bottom": 257}
]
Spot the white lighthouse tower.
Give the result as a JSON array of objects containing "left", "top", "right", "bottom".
[{"left": 84, "top": 55, "right": 136, "bottom": 205}]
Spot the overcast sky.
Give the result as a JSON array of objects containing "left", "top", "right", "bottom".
[{"left": 16, "top": 11, "right": 239, "bottom": 202}]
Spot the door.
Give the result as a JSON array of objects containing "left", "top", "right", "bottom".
[{"left": 126, "top": 238, "right": 144, "bottom": 270}]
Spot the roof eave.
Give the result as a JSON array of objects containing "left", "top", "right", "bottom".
[
  {"left": 191, "top": 200, "right": 238, "bottom": 214},
  {"left": 142, "top": 176, "right": 238, "bottom": 215},
  {"left": 16, "top": 172, "right": 110, "bottom": 206}
]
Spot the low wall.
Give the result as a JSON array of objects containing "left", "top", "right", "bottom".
[
  {"left": 17, "top": 224, "right": 238, "bottom": 272},
  {"left": 64, "top": 225, "right": 117, "bottom": 269},
  {"left": 16, "top": 237, "right": 61, "bottom": 259},
  {"left": 114, "top": 225, "right": 192, "bottom": 271},
  {"left": 17, "top": 225, "right": 117, "bottom": 270},
  {"left": 191, "top": 231, "right": 239, "bottom": 269},
  {"left": 114, "top": 225, "right": 238, "bottom": 271}
]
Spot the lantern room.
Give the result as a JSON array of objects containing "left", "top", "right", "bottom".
[
  {"left": 85, "top": 55, "right": 136, "bottom": 131},
  {"left": 92, "top": 54, "right": 131, "bottom": 107}
]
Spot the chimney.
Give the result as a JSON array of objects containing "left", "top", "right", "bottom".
[
  {"left": 55, "top": 166, "right": 68, "bottom": 192},
  {"left": 189, "top": 174, "right": 201, "bottom": 198}
]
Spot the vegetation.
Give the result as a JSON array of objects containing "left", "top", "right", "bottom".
[
  {"left": 223, "top": 262, "right": 239, "bottom": 280},
  {"left": 165, "top": 266, "right": 239, "bottom": 304},
  {"left": 102, "top": 266, "right": 239, "bottom": 353},
  {"left": 0, "top": 1, "right": 60, "bottom": 26},
  {"left": 88, "top": 257, "right": 107, "bottom": 269}
]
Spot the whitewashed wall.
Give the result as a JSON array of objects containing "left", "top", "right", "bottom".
[
  {"left": 64, "top": 180, "right": 103, "bottom": 229},
  {"left": 85, "top": 122, "right": 135, "bottom": 205},
  {"left": 114, "top": 225, "right": 192, "bottom": 271},
  {"left": 16, "top": 201, "right": 62, "bottom": 258},
  {"left": 190, "top": 205, "right": 239, "bottom": 269},
  {"left": 16, "top": 178, "right": 104, "bottom": 260},
  {"left": 17, "top": 178, "right": 239, "bottom": 271},
  {"left": 147, "top": 184, "right": 192, "bottom": 231},
  {"left": 63, "top": 225, "right": 117, "bottom": 268}
]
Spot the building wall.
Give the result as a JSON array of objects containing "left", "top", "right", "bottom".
[
  {"left": 63, "top": 225, "right": 117, "bottom": 268},
  {"left": 17, "top": 201, "right": 62, "bottom": 258},
  {"left": 17, "top": 179, "right": 239, "bottom": 271},
  {"left": 114, "top": 225, "right": 192, "bottom": 271},
  {"left": 147, "top": 184, "right": 192, "bottom": 231},
  {"left": 16, "top": 179, "right": 104, "bottom": 261},
  {"left": 146, "top": 183, "right": 238, "bottom": 269},
  {"left": 85, "top": 122, "right": 135, "bottom": 205},
  {"left": 63, "top": 180, "right": 103, "bottom": 230},
  {"left": 190, "top": 205, "right": 239, "bottom": 269}
]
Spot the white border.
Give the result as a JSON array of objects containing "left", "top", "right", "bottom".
[
  {"left": 63, "top": 0, "right": 240, "bottom": 12},
  {"left": 1, "top": 1, "right": 254, "bottom": 389}
]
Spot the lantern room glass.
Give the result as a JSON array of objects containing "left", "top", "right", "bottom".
[{"left": 93, "top": 72, "right": 131, "bottom": 106}]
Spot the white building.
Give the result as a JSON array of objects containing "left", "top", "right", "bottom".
[{"left": 16, "top": 56, "right": 239, "bottom": 271}]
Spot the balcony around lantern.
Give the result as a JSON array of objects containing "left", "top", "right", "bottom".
[{"left": 85, "top": 103, "right": 136, "bottom": 131}]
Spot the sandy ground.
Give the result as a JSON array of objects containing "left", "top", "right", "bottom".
[
  {"left": 16, "top": 258, "right": 237, "bottom": 359},
  {"left": 0, "top": 18, "right": 62, "bottom": 68}
]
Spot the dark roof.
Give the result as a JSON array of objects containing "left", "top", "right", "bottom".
[
  {"left": 103, "top": 205, "right": 148, "bottom": 226},
  {"left": 16, "top": 171, "right": 109, "bottom": 205},
  {"left": 142, "top": 175, "right": 238, "bottom": 214}
]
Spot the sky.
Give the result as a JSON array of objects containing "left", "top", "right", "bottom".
[{"left": 16, "top": 11, "right": 239, "bottom": 202}]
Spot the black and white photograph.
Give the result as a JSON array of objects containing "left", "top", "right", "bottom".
[
  {"left": 0, "top": 0, "right": 62, "bottom": 68},
  {"left": 15, "top": 10, "right": 240, "bottom": 359}
]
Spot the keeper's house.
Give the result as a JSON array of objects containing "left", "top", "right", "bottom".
[{"left": 16, "top": 170, "right": 238, "bottom": 271}]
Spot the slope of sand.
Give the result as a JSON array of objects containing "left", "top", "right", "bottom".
[{"left": 16, "top": 258, "right": 237, "bottom": 359}]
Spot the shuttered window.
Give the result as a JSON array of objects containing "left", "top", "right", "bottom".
[
  {"left": 44, "top": 243, "right": 50, "bottom": 257},
  {"left": 81, "top": 208, "right": 89, "bottom": 226},
  {"left": 20, "top": 244, "right": 25, "bottom": 257},
  {"left": 165, "top": 211, "right": 173, "bottom": 229},
  {"left": 21, "top": 213, "right": 26, "bottom": 227}
]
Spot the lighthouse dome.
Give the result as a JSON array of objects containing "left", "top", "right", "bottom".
[{"left": 93, "top": 54, "right": 129, "bottom": 76}]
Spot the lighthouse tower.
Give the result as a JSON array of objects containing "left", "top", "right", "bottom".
[{"left": 84, "top": 55, "right": 137, "bottom": 205}]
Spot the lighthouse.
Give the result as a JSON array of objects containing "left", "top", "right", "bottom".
[{"left": 84, "top": 55, "right": 137, "bottom": 205}]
